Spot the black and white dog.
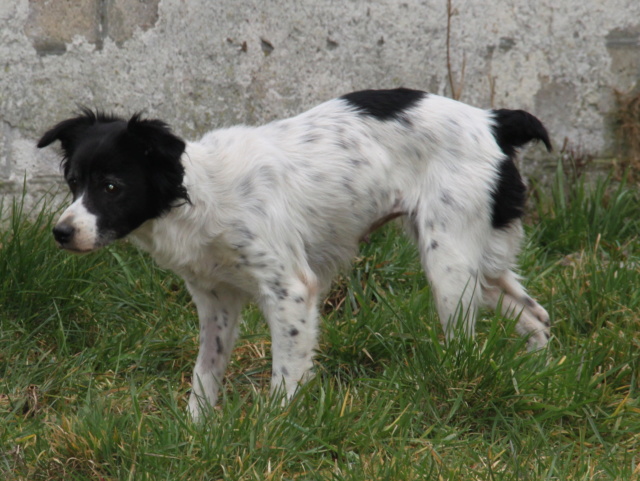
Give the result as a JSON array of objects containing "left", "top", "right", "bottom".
[{"left": 39, "top": 88, "right": 552, "bottom": 419}]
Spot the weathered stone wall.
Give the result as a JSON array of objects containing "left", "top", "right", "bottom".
[{"left": 1, "top": 0, "right": 638, "bottom": 207}]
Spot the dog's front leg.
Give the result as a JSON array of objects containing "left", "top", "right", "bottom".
[
  {"left": 259, "top": 273, "right": 320, "bottom": 400},
  {"left": 186, "top": 282, "right": 245, "bottom": 420}
]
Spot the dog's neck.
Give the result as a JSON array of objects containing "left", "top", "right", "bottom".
[{"left": 128, "top": 198, "right": 198, "bottom": 265}]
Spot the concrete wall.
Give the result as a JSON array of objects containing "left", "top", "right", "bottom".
[{"left": 1, "top": 0, "right": 639, "bottom": 207}]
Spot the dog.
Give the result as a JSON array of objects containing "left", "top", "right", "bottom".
[{"left": 38, "top": 88, "right": 552, "bottom": 419}]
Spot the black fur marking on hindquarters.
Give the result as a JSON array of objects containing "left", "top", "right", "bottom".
[
  {"left": 490, "top": 109, "right": 552, "bottom": 229},
  {"left": 491, "top": 158, "right": 527, "bottom": 229}
]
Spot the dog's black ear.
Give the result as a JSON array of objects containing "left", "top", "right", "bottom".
[
  {"left": 37, "top": 108, "right": 121, "bottom": 161},
  {"left": 37, "top": 109, "right": 97, "bottom": 155},
  {"left": 126, "top": 114, "right": 186, "bottom": 162},
  {"left": 127, "top": 114, "right": 190, "bottom": 209}
]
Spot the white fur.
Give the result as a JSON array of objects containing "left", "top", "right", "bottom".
[
  {"left": 123, "top": 94, "right": 550, "bottom": 419},
  {"left": 57, "top": 195, "right": 99, "bottom": 253}
]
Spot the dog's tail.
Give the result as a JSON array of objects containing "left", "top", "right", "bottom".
[{"left": 491, "top": 109, "right": 552, "bottom": 158}]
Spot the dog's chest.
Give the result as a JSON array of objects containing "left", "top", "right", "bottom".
[
  {"left": 165, "top": 245, "right": 261, "bottom": 293},
  {"left": 130, "top": 228, "right": 256, "bottom": 293}
]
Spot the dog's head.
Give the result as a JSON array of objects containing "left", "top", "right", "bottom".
[{"left": 38, "top": 109, "right": 189, "bottom": 253}]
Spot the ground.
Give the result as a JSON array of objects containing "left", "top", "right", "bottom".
[{"left": 0, "top": 165, "right": 638, "bottom": 480}]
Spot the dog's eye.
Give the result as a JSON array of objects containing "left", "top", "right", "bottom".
[
  {"left": 68, "top": 178, "right": 77, "bottom": 188},
  {"left": 104, "top": 182, "right": 119, "bottom": 194}
]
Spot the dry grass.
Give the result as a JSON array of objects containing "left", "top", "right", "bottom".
[{"left": 612, "top": 88, "right": 640, "bottom": 181}]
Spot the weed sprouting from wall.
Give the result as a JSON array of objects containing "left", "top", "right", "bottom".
[
  {"left": 558, "top": 138, "right": 595, "bottom": 184},
  {"left": 612, "top": 89, "right": 640, "bottom": 181},
  {"left": 446, "top": 0, "right": 465, "bottom": 100}
]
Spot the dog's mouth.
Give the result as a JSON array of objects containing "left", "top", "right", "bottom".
[
  {"left": 52, "top": 223, "right": 101, "bottom": 254},
  {"left": 56, "top": 243, "right": 95, "bottom": 254},
  {"left": 53, "top": 228, "right": 116, "bottom": 254}
]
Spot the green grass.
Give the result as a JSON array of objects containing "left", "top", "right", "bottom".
[{"left": 1, "top": 168, "right": 639, "bottom": 480}]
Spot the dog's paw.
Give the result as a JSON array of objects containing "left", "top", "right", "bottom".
[{"left": 526, "top": 326, "right": 551, "bottom": 352}]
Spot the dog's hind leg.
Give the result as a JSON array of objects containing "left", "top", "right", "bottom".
[
  {"left": 258, "top": 268, "right": 320, "bottom": 401},
  {"left": 412, "top": 215, "right": 484, "bottom": 341},
  {"left": 187, "top": 283, "right": 246, "bottom": 420},
  {"left": 482, "top": 270, "right": 550, "bottom": 350}
]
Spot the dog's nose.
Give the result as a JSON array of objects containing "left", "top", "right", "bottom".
[{"left": 52, "top": 223, "right": 75, "bottom": 245}]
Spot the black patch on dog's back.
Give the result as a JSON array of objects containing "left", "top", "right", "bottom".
[
  {"left": 490, "top": 109, "right": 551, "bottom": 229},
  {"left": 340, "top": 88, "right": 426, "bottom": 121}
]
